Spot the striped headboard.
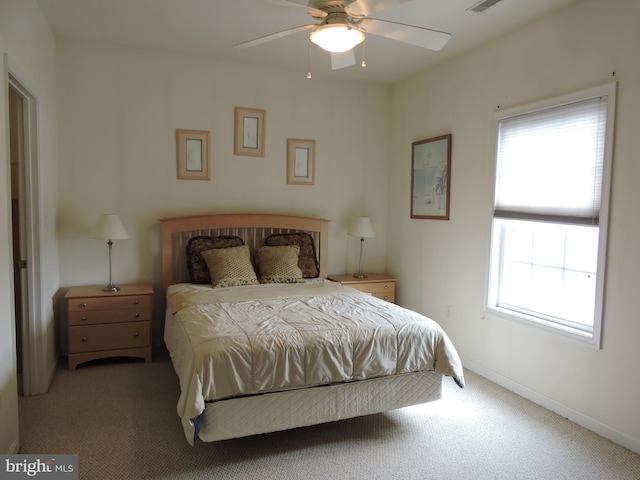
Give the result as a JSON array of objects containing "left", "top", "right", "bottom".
[{"left": 158, "top": 212, "right": 330, "bottom": 294}]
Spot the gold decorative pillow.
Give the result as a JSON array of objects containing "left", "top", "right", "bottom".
[
  {"left": 201, "top": 246, "right": 259, "bottom": 288},
  {"left": 255, "top": 245, "right": 305, "bottom": 284},
  {"left": 264, "top": 233, "right": 320, "bottom": 278},
  {"left": 186, "top": 235, "right": 244, "bottom": 284},
  {"left": 264, "top": 233, "right": 319, "bottom": 278}
]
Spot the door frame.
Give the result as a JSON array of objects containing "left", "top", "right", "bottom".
[{"left": 8, "top": 69, "right": 46, "bottom": 396}]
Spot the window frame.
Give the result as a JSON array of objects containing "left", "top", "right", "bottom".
[{"left": 487, "top": 82, "right": 617, "bottom": 348}]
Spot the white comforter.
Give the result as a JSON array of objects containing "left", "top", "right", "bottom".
[{"left": 164, "top": 281, "right": 464, "bottom": 441}]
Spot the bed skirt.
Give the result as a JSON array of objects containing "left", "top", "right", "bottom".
[{"left": 196, "top": 370, "right": 443, "bottom": 442}]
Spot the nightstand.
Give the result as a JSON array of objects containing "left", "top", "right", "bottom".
[
  {"left": 65, "top": 283, "right": 153, "bottom": 370},
  {"left": 328, "top": 273, "right": 396, "bottom": 303}
]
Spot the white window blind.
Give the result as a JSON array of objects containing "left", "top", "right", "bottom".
[{"left": 495, "top": 96, "right": 608, "bottom": 225}]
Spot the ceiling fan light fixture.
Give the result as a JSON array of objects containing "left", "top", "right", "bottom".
[{"left": 310, "top": 24, "right": 365, "bottom": 53}]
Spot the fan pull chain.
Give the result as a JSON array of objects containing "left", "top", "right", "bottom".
[
  {"left": 307, "top": 36, "right": 312, "bottom": 79},
  {"left": 361, "top": 40, "right": 366, "bottom": 68}
]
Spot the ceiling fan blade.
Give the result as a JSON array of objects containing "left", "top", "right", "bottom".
[
  {"left": 267, "top": 0, "right": 327, "bottom": 18},
  {"left": 331, "top": 50, "right": 356, "bottom": 70},
  {"left": 360, "top": 18, "right": 451, "bottom": 51},
  {"left": 345, "top": 0, "right": 412, "bottom": 18},
  {"left": 234, "top": 24, "right": 316, "bottom": 49}
]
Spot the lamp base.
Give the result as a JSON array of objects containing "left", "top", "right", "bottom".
[
  {"left": 101, "top": 283, "right": 120, "bottom": 292},
  {"left": 352, "top": 236, "right": 369, "bottom": 280}
]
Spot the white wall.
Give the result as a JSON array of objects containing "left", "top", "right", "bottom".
[
  {"left": 55, "top": 41, "right": 391, "bottom": 343},
  {"left": 388, "top": 0, "right": 640, "bottom": 452},
  {"left": 0, "top": 0, "right": 58, "bottom": 453}
]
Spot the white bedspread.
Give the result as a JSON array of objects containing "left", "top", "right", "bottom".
[{"left": 164, "top": 281, "right": 464, "bottom": 442}]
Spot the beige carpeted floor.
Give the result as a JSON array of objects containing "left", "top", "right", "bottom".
[{"left": 18, "top": 351, "right": 640, "bottom": 479}]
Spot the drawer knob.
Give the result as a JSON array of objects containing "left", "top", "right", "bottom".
[
  {"left": 133, "top": 332, "right": 139, "bottom": 337},
  {"left": 81, "top": 316, "right": 87, "bottom": 321},
  {"left": 133, "top": 300, "right": 140, "bottom": 305},
  {"left": 134, "top": 313, "right": 140, "bottom": 318},
  {"left": 82, "top": 336, "right": 88, "bottom": 342},
  {"left": 384, "top": 285, "right": 389, "bottom": 290},
  {"left": 383, "top": 296, "right": 389, "bottom": 300},
  {"left": 80, "top": 303, "right": 88, "bottom": 308}
]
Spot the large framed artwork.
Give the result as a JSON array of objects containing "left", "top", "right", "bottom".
[
  {"left": 411, "top": 134, "right": 452, "bottom": 219},
  {"left": 176, "top": 129, "right": 210, "bottom": 180},
  {"left": 286, "top": 138, "right": 315, "bottom": 185},
  {"left": 234, "top": 107, "right": 265, "bottom": 157}
]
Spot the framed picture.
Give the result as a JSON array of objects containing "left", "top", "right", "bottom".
[
  {"left": 286, "top": 138, "right": 315, "bottom": 185},
  {"left": 234, "top": 107, "right": 265, "bottom": 157},
  {"left": 411, "top": 134, "right": 452, "bottom": 219},
  {"left": 176, "top": 129, "right": 210, "bottom": 180}
]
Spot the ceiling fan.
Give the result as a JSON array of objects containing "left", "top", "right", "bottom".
[{"left": 234, "top": 0, "right": 451, "bottom": 71}]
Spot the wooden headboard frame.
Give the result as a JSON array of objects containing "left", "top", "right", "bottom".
[{"left": 159, "top": 212, "right": 330, "bottom": 294}]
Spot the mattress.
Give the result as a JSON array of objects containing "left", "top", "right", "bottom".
[{"left": 164, "top": 280, "right": 464, "bottom": 444}]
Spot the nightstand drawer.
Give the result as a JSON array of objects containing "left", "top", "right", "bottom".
[
  {"left": 370, "top": 290, "right": 395, "bottom": 303},
  {"left": 68, "top": 307, "right": 151, "bottom": 326},
  {"left": 69, "top": 321, "right": 151, "bottom": 353},
  {"left": 354, "top": 282, "right": 395, "bottom": 296},
  {"left": 68, "top": 295, "right": 151, "bottom": 312}
]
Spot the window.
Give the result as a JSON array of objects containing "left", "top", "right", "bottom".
[{"left": 488, "top": 83, "right": 616, "bottom": 347}]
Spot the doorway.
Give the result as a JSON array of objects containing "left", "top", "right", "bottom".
[
  {"left": 8, "top": 83, "right": 24, "bottom": 392},
  {"left": 7, "top": 72, "right": 43, "bottom": 397}
]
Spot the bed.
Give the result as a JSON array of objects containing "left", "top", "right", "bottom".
[{"left": 160, "top": 212, "right": 464, "bottom": 445}]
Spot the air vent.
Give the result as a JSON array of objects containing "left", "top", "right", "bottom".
[{"left": 467, "top": 0, "right": 503, "bottom": 13}]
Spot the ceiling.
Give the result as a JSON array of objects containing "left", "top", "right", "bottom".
[{"left": 35, "top": 0, "right": 577, "bottom": 83}]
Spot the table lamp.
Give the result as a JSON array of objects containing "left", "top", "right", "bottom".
[
  {"left": 89, "top": 214, "right": 129, "bottom": 291},
  {"left": 348, "top": 216, "right": 375, "bottom": 279}
]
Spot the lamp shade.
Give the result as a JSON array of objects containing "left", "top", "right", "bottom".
[
  {"left": 89, "top": 214, "right": 129, "bottom": 240},
  {"left": 310, "top": 24, "right": 365, "bottom": 53},
  {"left": 348, "top": 216, "right": 375, "bottom": 239}
]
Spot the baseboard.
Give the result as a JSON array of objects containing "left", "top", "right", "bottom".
[
  {"left": 462, "top": 357, "right": 640, "bottom": 455},
  {"left": 9, "top": 438, "right": 19, "bottom": 454}
]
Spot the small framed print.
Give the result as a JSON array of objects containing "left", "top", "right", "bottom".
[
  {"left": 411, "top": 134, "right": 452, "bottom": 219},
  {"left": 286, "top": 138, "right": 315, "bottom": 185},
  {"left": 234, "top": 107, "right": 265, "bottom": 157},
  {"left": 176, "top": 129, "right": 210, "bottom": 180}
]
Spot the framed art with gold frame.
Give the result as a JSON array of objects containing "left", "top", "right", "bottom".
[
  {"left": 176, "top": 129, "right": 210, "bottom": 180},
  {"left": 286, "top": 138, "right": 315, "bottom": 185},
  {"left": 234, "top": 107, "right": 265, "bottom": 157}
]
